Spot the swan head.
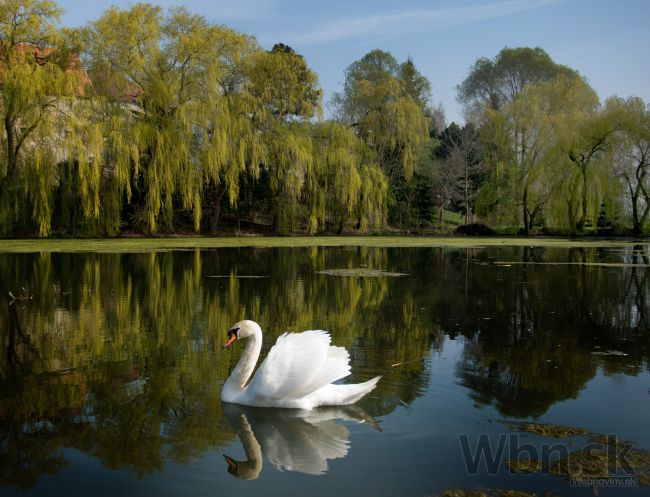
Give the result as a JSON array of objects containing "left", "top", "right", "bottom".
[
  {"left": 222, "top": 320, "right": 261, "bottom": 349},
  {"left": 223, "top": 454, "right": 260, "bottom": 480}
]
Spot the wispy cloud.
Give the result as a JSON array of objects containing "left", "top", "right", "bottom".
[{"left": 289, "top": 0, "right": 562, "bottom": 45}]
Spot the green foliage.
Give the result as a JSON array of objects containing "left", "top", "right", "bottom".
[
  {"left": 0, "top": 2, "right": 646, "bottom": 237},
  {"left": 331, "top": 49, "right": 431, "bottom": 183},
  {"left": 433, "top": 122, "right": 484, "bottom": 224},
  {"left": 608, "top": 97, "right": 650, "bottom": 233},
  {"left": 457, "top": 46, "right": 580, "bottom": 117},
  {"left": 330, "top": 50, "right": 433, "bottom": 228},
  {"left": 0, "top": 0, "right": 105, "bottom": 236},
  {"left": 462, "top": 45, "right": 629, "bottom": 234},
  {"left": 441, "top": 209, "right": 463, "bottom": 225}
]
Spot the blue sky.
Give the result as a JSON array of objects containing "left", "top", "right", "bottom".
[{"left": 56, "top": 0, "right": 650, "bottom": 124}]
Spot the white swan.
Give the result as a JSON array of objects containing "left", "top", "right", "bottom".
[{"left": 221, "top": 320, "right": 380, "bottom": 409}]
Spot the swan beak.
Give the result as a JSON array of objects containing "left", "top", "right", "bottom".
[
  {"left": 223, "top": 454, "right": 238, "bottom": 474},
  {"left": 222, "top": 333, "right": 237, "bottom": 349}
]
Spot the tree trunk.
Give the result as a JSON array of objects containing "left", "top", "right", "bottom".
[
  {"left": 209, "top": 187, "right": 225, "bottom": 235},
  {"left": 528, "top": 209, "right": 536, "bottom": 231},
  {"left": 272, "top": 213, "right": 279, "bottom": 234},
  {"left": 465, "top": 175, "right": 470, "bottom": 224},
  {"left": 631, "top": 186, "right": 641, "bottom": 234},
  {"left": 522, "top": 185, "right": 530, "bottom": 235},
  {"left": 577, "top": 164, "right": 588, "bottom": 231},
  {"left": 639, "top": 201, "right": 650, "bottom": 234},
  {"left": 1, "top": 115, "right": 17, "bottom": 200},
  {"left": 635, "top": 168, "right": 649, "bottom": 234}
]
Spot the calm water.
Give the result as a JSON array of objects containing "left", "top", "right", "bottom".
[{"left": 1, "top": 244, "right": 649, "bottom": 496}]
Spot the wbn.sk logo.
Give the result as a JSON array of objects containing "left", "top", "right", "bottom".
[{"left": 458, "top": 433, "right": 639, "bottom": 487}]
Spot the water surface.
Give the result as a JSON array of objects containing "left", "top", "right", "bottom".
[{"left": 1, "top": 244, "right": 649, "bottom": 496}]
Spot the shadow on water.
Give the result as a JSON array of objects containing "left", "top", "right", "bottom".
[{"left": 0, "top": 244, "right": 648, "bottom": 491}]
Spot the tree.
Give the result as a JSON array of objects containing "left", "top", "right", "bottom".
[
  {"left": 480, "top": 76, "right": 598, "bottom": 234},
  {"left": 609, "top": 97, "right": 650, "bottom": 234},
  {"left": 399, "top": 56, "right": 431, "bottom": 105},
  {"left": 198, "top": 26, "right": 261, "bottom": 234},
  {"left": 308, "top": 121, "right": 388, "bottom": 233},
  {"left": 432, "top": 150, "right": 462, "bottom": 225},
  {"left": 86, "top": 4, "right": 266, "bottom": 234},
  {"left": 556, "top": 93, "right": 622, "bottom": 231},
  {"left": 245, "top": 43, "right": 321, "bottom": 233},
  {"left": 459, "top": 47, "right": 598, "bottom": 233},
  {"left": 331, "top": 49, "right": 430, "bottom": 184},
  {"left": 0, "top": 0, "right": 104, "bottom": 236},
  {"left": 457, "top": 46, "right": 579, "bottom": 119},
  {"left": 435, "top": 122, "right": 484, "bottom": 224}
]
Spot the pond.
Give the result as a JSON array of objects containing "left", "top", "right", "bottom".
[{"left": 1, "top": 243, "right": 649, "bottom": 496}]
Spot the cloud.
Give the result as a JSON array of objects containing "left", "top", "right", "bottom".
[{"left": 289, "top": 0, "right": 562, "bottom": 45}]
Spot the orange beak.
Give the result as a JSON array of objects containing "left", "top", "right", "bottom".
[
  {"left": 222, "top": 333, "right": 237, "bottom": 349},
  {"left": 223, "top": 454, "right": 238, "bottom": 475}
]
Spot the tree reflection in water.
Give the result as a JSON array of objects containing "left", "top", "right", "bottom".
[{"left": 0, "top": 244, "right": 648, "bottom": 488}]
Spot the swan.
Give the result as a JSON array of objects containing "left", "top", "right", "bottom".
[{"left": 220, "top": 320, "right": 380, "bottom": 409}]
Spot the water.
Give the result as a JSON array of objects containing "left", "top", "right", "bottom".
[{"left": 1, "top": 244, "right": 649, "bottom": 496}]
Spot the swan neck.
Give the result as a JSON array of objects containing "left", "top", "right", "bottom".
[
  {"left": 238, "top": 414, "right": 262, "bottom": 479},
  {"left": 228, "top": 327, "right": 262, "bottom": 390}
]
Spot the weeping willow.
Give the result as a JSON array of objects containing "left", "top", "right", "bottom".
[
  {"left": 2, "top": 1, "right": 400, "bottom": 237},
  {"left": 308, "top": 121, "right": 389, "bottom": 233},
  {"left": 86, "top": 4, "right": 222, "bottom": 233},
  {"left": 479, "top": 75, "right": 610, "bottom": 233},
  {"left": 546, "top": 78, "right": 613, "bottom": 231},
  {"left": 0, "top": 0, "right": 108, "bottom": 236},
  {"left": 86, "top": 4, "right": 378, "bottom": 236}
]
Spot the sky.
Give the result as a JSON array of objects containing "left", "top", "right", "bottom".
[{"left": 56, "top": 0, "right": 650, "bottom": 124}]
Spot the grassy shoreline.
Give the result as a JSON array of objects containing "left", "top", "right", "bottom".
[{"left": 0, "top": 235, "right": 648, "bottom": 253}]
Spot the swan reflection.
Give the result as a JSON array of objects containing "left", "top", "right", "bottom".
[{"left": 222, "top": 402, "right": 379, "bottom": 479}]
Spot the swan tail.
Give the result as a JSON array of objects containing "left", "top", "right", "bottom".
[{"left": 310, "top": 376, "right": 381, "bottom": 407}]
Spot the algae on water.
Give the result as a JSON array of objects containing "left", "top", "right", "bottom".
[
  {"left": 316, "top": 268, "right": 407, "bottom": 277},
  {"left": 434, "top": 489, "right": 542, "bottom": 497},
  {"left": 501, "top": 420, "right": 591, "bottom": 438},
  {"left": 500, "top": 421, "right": 650, "bottom": 486}
]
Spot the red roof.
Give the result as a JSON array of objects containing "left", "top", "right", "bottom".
[{"left": 1, "top": 43, "right": 92, "bottom": 94}]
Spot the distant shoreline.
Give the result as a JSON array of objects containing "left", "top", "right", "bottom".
[{"left": 0, "top": 235, "right": 647, "bottom": 253}]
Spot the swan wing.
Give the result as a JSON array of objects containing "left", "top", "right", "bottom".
[{"left": 247, "top": 330, "right": 351, "bottom": 402}]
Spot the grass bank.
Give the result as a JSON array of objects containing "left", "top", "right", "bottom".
[{"left": 0, "top": 236, "right": 648, "bottom": 253}]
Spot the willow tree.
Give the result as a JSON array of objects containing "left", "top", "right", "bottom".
[
  {"left": 0, "top": 0, "right": 104, "bottom": 236},
  {"left": 609, "top": 96, "right": 650, "bottom": 233},
  {"left": 483, "top": 76, "right": 599, "bottom": 233},
  {"left": 555, "top": 91, "right": 623, "bottom": 231},
  {"left": 457, "top": 46, "right": 579, "bottom": 119},
  {"left": 86, "top": 4, "right": 251, "bottom": 233},
  {"left": 308, "top": 121, "right": 388, "bottom": 233},
  {"left": 198, "top": 27, "right": 262, "bottom": 233},
  {"left": 460, "top": 47, "right": 594, "bottom": 232},
  {"left": 244, "top": 43, "right": 321, "bottom": 233}
]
